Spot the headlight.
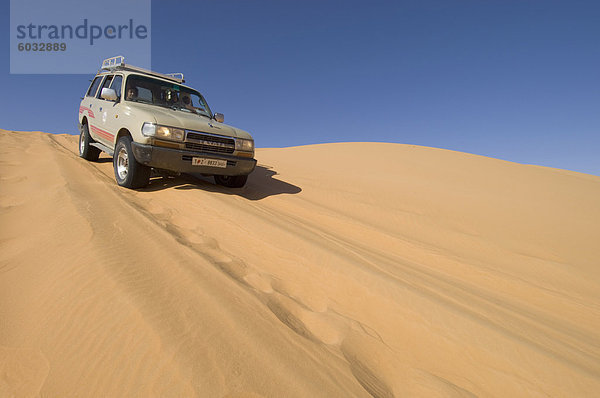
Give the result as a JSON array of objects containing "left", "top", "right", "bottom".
[
  {"left": 156, "top": 126, "right": 185, "bottom": 141},
  {"left": 141, "top": 122, "right": 184, "bottom": 142},
  {"left": 235, "top": 138, "right": 254, "bottom": 152}
]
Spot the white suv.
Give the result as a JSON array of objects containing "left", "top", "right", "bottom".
[{"left": 78, "top": 56, "right": 256, "bottom": 188}]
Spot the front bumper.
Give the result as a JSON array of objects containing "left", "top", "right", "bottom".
[{"left": 131, "top": 142, "right": 256, "bottom": 176}]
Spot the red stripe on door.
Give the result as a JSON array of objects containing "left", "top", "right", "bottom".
[{"left": 90, "top": 124, "right": 114, "bottom": 140}]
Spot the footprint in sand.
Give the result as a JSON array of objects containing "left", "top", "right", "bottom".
[
  {"left": 340, "top": 331, "right": 476, "bottom": 398},
  {"left": 270, "top": 278, "right": 329, "bottom": 313},
  {"left": 266, "top": 292, "right": 346, "bottom": 346}
]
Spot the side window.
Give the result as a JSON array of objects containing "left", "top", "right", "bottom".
[
  {"left": 86, "top": 76, "right": 102, "bottom": 97},
  {"left": 124, "top": 76, "right": 153, "bottom": 103},
  {"left": 98, "top": 75, "right": 114, "bottom": 99},
  {"left": 110, "top": 75, "right": 123, "bottom": 99}
]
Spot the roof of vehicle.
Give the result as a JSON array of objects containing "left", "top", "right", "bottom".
[{"left": 97, "top": 56, "right": 190, "bottom": 87}]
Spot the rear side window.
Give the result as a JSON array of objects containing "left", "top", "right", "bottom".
[
  {"left": 110, "top": 75, "right": 123, "bottom": 99},
  {"left": 86, "top": 76, "right": 102, "bottom": 97}
]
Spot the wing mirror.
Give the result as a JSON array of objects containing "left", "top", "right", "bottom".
[
  {"left": 213, "top": 113, "right": 224, "bottom": 123},
  {"left": 101, "top": 87, "right": 118, "bottom": 101}
]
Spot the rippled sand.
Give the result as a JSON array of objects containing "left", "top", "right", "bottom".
[{"left": 1, "top": 129, "right": 599, "bottom": 397}]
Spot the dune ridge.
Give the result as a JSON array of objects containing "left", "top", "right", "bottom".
[{"left": 1, "top": 129, "right": 599, "bottom": 397}]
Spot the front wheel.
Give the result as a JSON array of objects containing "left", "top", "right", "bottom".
[
  {"left": 79, "top": 124, "right": 100, "bottom": 161},
  {"left": 113, "top": 136, "right": 151, "bottom": 189},
  {"left": 214, "top": 174, "right": 248, "bottom": 188}
]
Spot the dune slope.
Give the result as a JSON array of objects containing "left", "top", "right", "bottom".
[{"left": 1, "top": 129, "right": 599, "bottom": 397}]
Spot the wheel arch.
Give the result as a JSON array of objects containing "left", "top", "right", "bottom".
[{"left": 115, "top": 128, "right": 132, "bottom": 145}]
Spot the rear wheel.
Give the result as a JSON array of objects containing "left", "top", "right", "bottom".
[
  {"left": 79, "top": 123, "right": 100, "bottom": 161},
  {"left": 113, "top": 136, "right": 151, "bottom": 189},
  {"left": 214, "top": 174, "right": 248, "bottom": 188}
]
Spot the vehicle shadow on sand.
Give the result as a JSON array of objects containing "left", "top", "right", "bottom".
[{"left": 141, "top": 164, "right": 302, "bottom": 200}]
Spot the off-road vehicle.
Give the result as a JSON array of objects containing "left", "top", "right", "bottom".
[{"left": 78, "top": 55, "right": 256, "bottom": 188}]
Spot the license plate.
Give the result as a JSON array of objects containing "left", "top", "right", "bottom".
[{"left": 192, "top": 157, "right": 227, "bottom": 168}]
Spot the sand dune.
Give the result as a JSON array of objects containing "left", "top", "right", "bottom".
[{"left": 1, "top": 129, "right": 599, "bottom": 397}]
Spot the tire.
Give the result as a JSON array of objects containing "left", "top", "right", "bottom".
[
  {"left": 113, "top": 135, "right": 151, "bottom": 189},
  {"left": 79, "top": 123, "right": 101, "bottom": 161},
  {"left": 214, "top": 174, "right": 248, "bottom": 188}
]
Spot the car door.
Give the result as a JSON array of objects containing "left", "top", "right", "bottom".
[
  {"left": 95, "top": 74, "right": 124, "bottom": 149},
  {"left": 82, "top": 75, "right": 105, "bottom": 142},
  {"left": 91, "top": 74, "right": 118, "bottom": 147}
]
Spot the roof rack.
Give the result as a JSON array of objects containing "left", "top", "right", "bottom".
[
  {"left": 165, "top": 73, "right": 184, "bottom": 81},
  {"left": 101, "top": 55, "right": 124, "bottom": 70},
  {"left": 99, "top": 55, "right": 185, "bottom": 83}
]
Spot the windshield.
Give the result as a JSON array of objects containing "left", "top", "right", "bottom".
[{"left": 124, "top": 74, "right": 212, "bottom": 118}]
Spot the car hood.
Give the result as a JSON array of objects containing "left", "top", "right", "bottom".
[{"left": 126, "top": 102, "right": 253, "bottom": 140}]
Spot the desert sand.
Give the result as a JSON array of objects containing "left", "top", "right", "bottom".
[{"left": 1, "top": 129, "right": 599, "bottom": 397}]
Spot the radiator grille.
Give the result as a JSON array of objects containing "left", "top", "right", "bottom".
[{"left": 185, "top": 132, "right": 235, "bottom": 154}]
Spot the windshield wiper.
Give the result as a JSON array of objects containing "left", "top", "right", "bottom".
[
  {"left": 162, "top": 104, "right": 188, "bottom": 112},
  {"left": 130, "top": 98, "right": 152, "bottom": 104},
  {"left": 150, "top": 102, "right": 177, "bottom": 110},
  {"left": 169, "top": 105, "right": 211, "bottom": 118}
]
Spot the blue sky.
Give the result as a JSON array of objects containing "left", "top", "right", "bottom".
[{"left": 2, "top": 0, "right": 599, "bottom": 175}]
